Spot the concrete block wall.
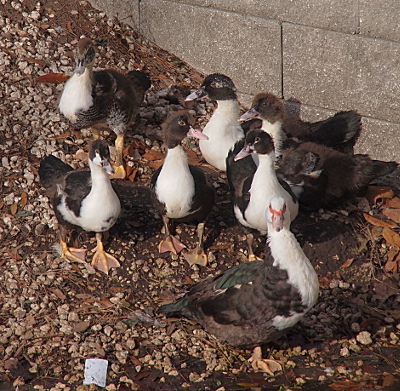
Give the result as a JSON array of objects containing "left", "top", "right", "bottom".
[{"left": 89, "top": 0, "right": 400, "bottom": 161}]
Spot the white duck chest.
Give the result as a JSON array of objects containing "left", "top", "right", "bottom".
[
  {"left": 59, "top": 72, "right": 93, "bottom": 123},
  {"left": 155, "top": 147, "right": 195, "bottom": 219}
]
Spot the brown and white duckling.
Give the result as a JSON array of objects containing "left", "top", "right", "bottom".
[
  {"left": 239, "top": 92, "right": 362, "bottom": 160},
  {"left": 39, "top": 140, "right": 121, "bottom": 274},
  {"left": 158, "top": 196, "right": 319, "bottom": 375},
  {"left": 58, "top": 37, "right": 151, "bottom": 179},
  {"left": 186, "top": 73, "right": 260, "bottom": 172},
  {"left": 151, "top": 111, "right": 215, "bottom": 266}
]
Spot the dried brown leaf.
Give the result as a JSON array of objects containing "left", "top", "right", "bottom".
[
  {"left": 126, "top": 166, "right": 138, "bottom": 182},
  {"left": 142, "top": 150, "right": 165, "bottom": 162},
  {"left": 36, "top": 72, "right": 69, "bottom": 84},
  {"left": 365, "top": 185, "right": 394, "bottom": 204},
  {"left": 329, "top": 380, "right": 369, "bottom": 391},
  {"left": 8, "top": 249, "right": 22, "bottom": 260},
  {"left": 23, "top": 56, "right": 48, "bottom": 67},
  {"left": 72, "top": 321, "right": 91, "bottom": 333},
  {"left": 384, "top": 196, "right": 400, "bottom": 209},
  {"left": 186, "top": 149, "right": 202, "bottom": 166},
  {"left": 20, "top": 192, "right": 28, "bottom": 207},
  {"left": 363, "top": 213, "right": 397, "bottom": 228},
  {"left": 0, "top": 202, "right": 4, "bottom": 209},
  {"left": 340, "top": 258, "right": 354, "bottom": 269},
  {"left": 50, "top": 288, "right": 66, "bottom": 302},
  {"left": 382, "top": 206, "right": 400, "bottom": 223},
  {"left": 382, "top": 227, "right": 400, "bottom": 247},
  {"left": 10, "top": 203, "right": 18, "bottom": 215}
]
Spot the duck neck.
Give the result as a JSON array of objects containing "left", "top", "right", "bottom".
[
  {"left": 208, "top": 99, "right": 241, "bottom": 129},
  {"left": 88, "top": 160, "right": 113, "bottom": 191},
  {"left": 267, "top": 226, "right": 319, "bottom": 309},
  {"left": 262, "top": 119, "right": 284, "bottom": 158}
]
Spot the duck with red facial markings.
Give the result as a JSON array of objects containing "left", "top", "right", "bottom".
[
  {"left": 38, "top": 140, "right": 121, "bottom": 274},
  {"left": 158, "top": 196, "right": 319, "bottom": 375},
  {"left": 58, "top": 37, "right": 151, "bottom": 179},
  {"left": 151, "top": 110, "right": 215, "bottom": 266}
]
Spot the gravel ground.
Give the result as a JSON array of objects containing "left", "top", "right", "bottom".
[{"left": 1, "top": 1, "right": 400, "bottom": 390}]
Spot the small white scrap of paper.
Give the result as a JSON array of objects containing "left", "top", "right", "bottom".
[{"left": 83, "top": 358, "right": 108, "bottom": 387}]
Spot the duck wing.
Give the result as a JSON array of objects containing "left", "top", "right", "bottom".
[{"left": 39, "top": 155, "right": 74, "bottom": 189}]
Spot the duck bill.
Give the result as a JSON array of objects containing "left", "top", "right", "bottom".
[
  {"left": 271, "top": 211, "right": 284, "bottom": 232},
  {"left": 234, "top": 145, "right": 252, "bottom": 161},
  {"left": 185, "top": 86, "right": 207, "bottom": 101},
  {"left": 102, "top": 159, "right": 115, "bottom": 175},
  {"left": 74, "top": 57, "right": 87, "bottom": 76},
  {"left": 187, "top": 126, "right": 208, "bottom": 140},
  {"left": 239, "top": 107, "right": 259, "bottom": 122}
]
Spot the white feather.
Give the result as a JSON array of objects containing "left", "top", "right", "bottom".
[
  {"left": 199, "top": 100, "right": 244, "bottom": 171},
  {"left": 155, "top": 146, "right": 195, "bottom": 219},
  {"left": 58, "top": 70, "right": 93, "bottom": 123}
]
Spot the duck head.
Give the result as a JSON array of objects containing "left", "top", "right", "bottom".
[
  {"left": 239, "top": 92, "right": 285, "bottom": 124},
  {"left": 75, "top": 37, "right": 96, "bottom": 76},
  {"left": 234, "top": 128, "right": 275, "bottom": 161},
  {"left": 267, "top": 196, "right": 288, "bottom": 232},
  {"left": 89, "top": 139, "right": 114, "bottom": 174},
  {"left": 186, "top": 73, "right": 237, "bottom": 101},
  {"left": 163, "top": 110, "right": 208, "bottom": 149}
]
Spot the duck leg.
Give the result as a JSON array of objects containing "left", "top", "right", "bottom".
[
  {"left": 58, "top": 226, "right": 86, "bottom": 263},
  {"left": 183, "top": 222, "right": 208, "bottom": 266},
  {"left": 158, "top": 216, "right": 186, "bottom": 255},
  {"left": 249, "top": 346, "right": 282, "bottom": 375},
  {"left": 91, "top": 232, "right": 120, "bottom": 274},
  {"left": 246, "top": 233, "right": 263, "bottom": 262},
  {"left": 110, "top": 135, "right": 126, "bottom": 179}
]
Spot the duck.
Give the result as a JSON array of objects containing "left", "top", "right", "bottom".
[
  {"left": 151, "top": 110, "right": 215, "bottom": 266},
  {"left": 239, "top": 92, "right": 362, "bottom": 160},
  {"left": 158, "top": 196, "right": 319, "bottom": 375},
  {"left": 58, "top": 36, "right": 151, "bottom": 179},
  {"left": 38, "top": 140, "right": 121, "bottom": 274},
  {"left": 232, "top": 128, "right": 298, "bottom": 242},
  {"left": 185, "top": 73, "right": 260, "bottom": 172},
  {"left": 278, "top": 142, "right": 399, "bottom": 211}
]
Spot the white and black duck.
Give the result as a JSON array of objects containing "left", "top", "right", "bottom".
[
  {"left": 151, "top": 110, "right": 215, "bottom": 266},
  {"left": 158, "top": 196, "right": 319, "bottom": 375},
  {"left": 59, "top": 37, "right": 151, "bottom": 179},
  {"left": 186, "top": 73, "right": 260, "bottom": 172},
  {"left": 39, "top": 140, "right": 121, "bottom": 274}
]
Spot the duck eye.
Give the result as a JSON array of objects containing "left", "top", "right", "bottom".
[
  {"left": 210, "top": 81, "right": 217, "bottom": 88},
  {"left": 178, "top": 119, "right": 186, "bottom": 126},
  {"left": 254, "top": 137, "right": 261, "bottom": 143}
]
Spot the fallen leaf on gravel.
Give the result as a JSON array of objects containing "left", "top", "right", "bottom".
[
  {"left": 0, "top": 202, "right": 4, "bottom": 209},
  {"left": 10, "top": 203, "right": 18, "bottom": 215},
  {"left": 340, "top": 258, "right": 354, "bottom": 268},
  {"left": 36, "top": 72, "right": 69, "bottom": 83},
  {"left": 365, "top": 185, "right": 394, "bottom": 204},
  {"left": 126, "top": 166, "right": 138, "bottom": 182},
  {"left": 382, "top": 373, "right": 396, "bottom": 387},
  {"left": 385, "top": 253, "right": 400, "bottom": 273},
  {"left": 363, "top": 213, "right": 397, "bottom": 228},
  {"left": 329, "top": 380, "right": 369, "bottom": 390},
  {"left": 382, "top": 227, "right": 400, "bottom": 247},
  {"left": 186, "top": 149, "right": 202, "bottom": 166},
  {"left": 50, "top": 288, "right": 66, "bottom": 302},
  {"left": 382, "top": 206, "right": 400, "bottom": 223},
  {"left": 8, "top": 249, "right": 22, "bottom": 260},
  {"left": 72, "top": 321, "right": 91, "bottom": 333},
  {"left": 318, "top": 276, "right": 333, "bottom": 288},
  {"left": 142, "top": 150, "right": 165, "bottom": 162},
  {"left": 23, "top": 56, "right": 48, "bottom": 67},
  {"left": 20, "top": 192, "right": 28, "bottom": 207},
  {"left": 373, "top": 279, "right": 399, "bottom": 301},
  {"left": 384, "top": 196, "right": 400, "bottom": 208}
]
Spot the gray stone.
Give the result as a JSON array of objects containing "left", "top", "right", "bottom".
[
  {"left": 139, "top": 0, "right": 282, "bottom": 96},
  {"left": 283, "top": 23, "right": 400, "bottom": 124},
  {"left": 360, "top": 0, "right": 400, "bottom": 41},
  {"left": 173, "top": 0, "right": 359, "bottom": 34}
]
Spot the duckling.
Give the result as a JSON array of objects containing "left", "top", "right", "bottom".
[
  {"left": 158, "top": 196, "right": 319, "bottom": 375},
  {"left": 278, "top": 142, "right": 398, "bottom": 211},
  {"left": 58, "top": 37, "right": 151, "bottom": 179},
  {"left": 239, "top": 92, "right": 362, "bottom": 160},
  {"left": 186, "top": 73, "right": 260, "bottom": 171},
  {"left": 151, "top": 111, "right": 215, "bottom": 266},
  {"left": 38, "top": 140, "right": 121, "bottom": 274}
]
